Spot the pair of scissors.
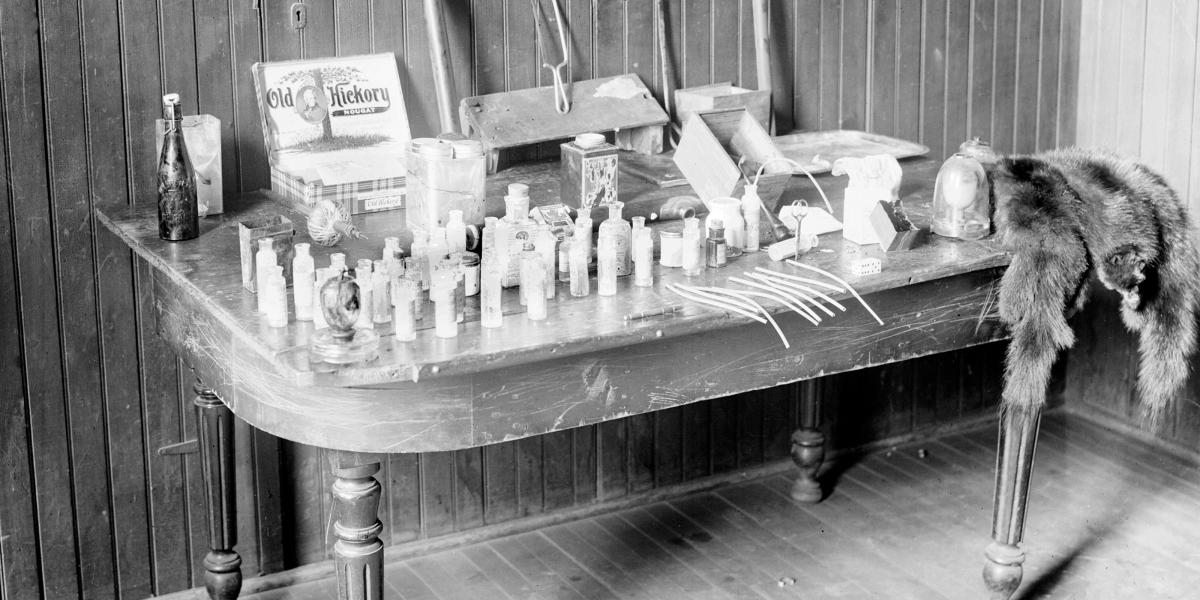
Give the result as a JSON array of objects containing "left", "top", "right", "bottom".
[{"left": 530, "top": 0, "right": 571, "bottom": 114}]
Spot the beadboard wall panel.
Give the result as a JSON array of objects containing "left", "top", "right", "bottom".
[
  {"left": 1068, "top": 0, "right": 1200, "bottom": 449},
  {"left": 0, "top": 1, "right": 1076, "bottom": 597}
]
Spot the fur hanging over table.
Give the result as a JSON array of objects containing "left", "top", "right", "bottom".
[{"left": 989, "top": 148, "right": 1200, "bottom": 422}]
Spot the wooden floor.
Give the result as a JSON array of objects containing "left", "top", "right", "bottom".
[{"left": 247, "top": 411, "right": 1200, "bottom": 599}]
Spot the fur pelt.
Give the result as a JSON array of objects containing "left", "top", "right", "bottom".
[{"left": 989, "top": 148, "right": 1200, "bottom": 422}]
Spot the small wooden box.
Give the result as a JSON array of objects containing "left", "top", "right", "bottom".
[
  {"left": 868, "top": 200, "right": 926, "bottom": 252},
  {"left": 674, "top": 83, "right": 772, "bottom": 131},
  {"left": 672, "top": 108, "right": 791, "bottom": 211}
]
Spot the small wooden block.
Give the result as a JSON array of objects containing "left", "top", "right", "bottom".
[
  {"left": 868, "top": 200, "right": 926, "bottom": 252},
  {"left": 674, "top": 83, "right": 771, "bottom": 131}
]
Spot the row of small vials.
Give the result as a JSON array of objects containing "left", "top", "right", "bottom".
[{"left": 251, "top": 182, "right": 780, "bottom": 340}]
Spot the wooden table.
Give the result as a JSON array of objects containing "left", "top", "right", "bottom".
[{"left": 98, "top": 156, "right": 1039, "bottom": 600}]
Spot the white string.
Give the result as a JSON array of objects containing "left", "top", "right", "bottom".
[
  {"left": 752, "top": 157, "right": 835, "bottom": 214},
  {"left": 727, "top": 276, "right": 821, "bottom": 324},
  {"left": 744, "top": 272, "right": 840, "bottom": 317},
  {"left": 786, "top": 259, "right": 884, "bottom": 326},
  {"left": 666, "top": 284, "right": 766, "bottom": 324},
  {"left": 746, "top": 271, "right": 846, "bottom": 313},
  {"left": 753, "top": 266, "right": 844, "bottom": 293},
  {"left": 680, "top": 285, "right": 790, "bottom": 349}
]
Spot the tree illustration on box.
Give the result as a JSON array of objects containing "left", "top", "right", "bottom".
[{"left": 278, "top": 65, "right": 364, "bottom": 143}]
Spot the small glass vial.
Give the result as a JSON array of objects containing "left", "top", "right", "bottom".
[
  {"left": 431, "top": 284, "right": 458, "bottom": 338},
  {"left": 264, "top": 266, "right": 288, "bottom": 328},
  {"left": 534, "top": 225, "right": 557, "bottom": 300},
  {"left": 557, "top": 236, "right": 572, "bottom": 282},
  {"left": 354, "top": 259, "right": 374, "bottom": 329},
  {"left": 482, "top": 216, "right": 499, "bottom": 263},
  {"left": 480, "top": 256, "right": 504, "bottom": 329},
  {"left": 521, "top": 252, "right": 548, "bottom": 321},
  {"left": 633, "top": 228, "right": 653, "bottom": 287},
  {"left": 410, "top": 232, "right": 431, "bottom": 291},
  {"left": 383, "top": 236, "right": 402, "bottom": 263},
  {"left": 448, "top": 254, "right": 465, "bottom": 323},
  {"left": 372, "top": 259, "right": 391, "bottom": 324},
  {"left": 446, "top": 209, "right": 468, "bottom": 254},
  {"left": 329, "top": 252, "right": 347, "bottom": 274},
  {"left": 392, "top": 278, "right": 418, "bottom": 342},
  {"left": 575, "top": 209, "right": 594, "bottom": 266},
  {"left": 932, "top": 152, "right": 991, "bottom": 240},
  {"left": 741, "top": 184, "right": 762, "bottom": 252},
  {"left": 292, "top": 243, "right": 315, "bottom": 321},
  {"left": 404, "top": 273, "right": 424, "bottom": 322},
  {"left": 597, "top": 235, "right": 618, "bottom": 296},
  {"left": 429, "top": 226, "right": 450, "bottom": 262},
  {"left": 599, "top": 202, "right": 631, "bottom": 276},
  {"left": 255, "top": 238, "right": 276, "bottom": 314},
  {"left": 569, "top": 238, "right": 590, "bottom": 297},
  {"left": 681, "top": 217, "right": 704, "bottom": 276},
  {"left": 706, "top": 220, "right": 728, "bottom": 268}
]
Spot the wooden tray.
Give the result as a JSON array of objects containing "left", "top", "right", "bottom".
[{"left": 771, "top": 130, "right": 930, "bottom": 174}]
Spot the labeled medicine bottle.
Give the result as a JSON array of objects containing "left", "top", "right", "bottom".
[
  {"left": 157, "top": 93, "right": 200, "bottom": 241},
  {"left": 599, "top": 201, "right": 631, "bottom": 276}
]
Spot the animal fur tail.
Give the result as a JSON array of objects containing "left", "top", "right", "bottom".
[
  {"left": 990, "top": 149, "right": 1200, "bottom": 423},
  {"left": 992, "top": 157, "right": 1089, "bottom": 412}
]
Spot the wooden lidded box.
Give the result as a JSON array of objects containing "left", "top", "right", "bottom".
[
  {"left": 672, "top": 108, "right": 791, "bottom": 211},
  {"left": 674, "top": 83, "right": 772, "bottom": 131}
]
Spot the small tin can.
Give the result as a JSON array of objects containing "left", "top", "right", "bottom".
[
  {"left": 560, "top": 132, "right": 618, "bottom": 212},
  {"left": 457, "top": 251, "right": 481, "bottom": 297},
  {"left": 658, "top": 229, "right": 683, "bottom": 267}
]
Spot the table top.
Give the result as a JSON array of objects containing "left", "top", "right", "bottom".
[{"left": 97, "top": 155, "right": 1009, "bottom": 452}]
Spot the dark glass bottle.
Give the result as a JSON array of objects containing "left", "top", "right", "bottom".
[{"left": 157, "top": 93, "right": 199, "bottom": 241}]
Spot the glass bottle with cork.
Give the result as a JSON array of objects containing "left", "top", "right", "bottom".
[{"left": 157, "top": 93, "right": 199, "bottom": 241}]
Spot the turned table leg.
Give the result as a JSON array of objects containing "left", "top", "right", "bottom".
[
  {"left": 332, "top": 461, "right": 385, "bottom": 600},
  {"left": 194, "top": 383, "right": 242, "bottom": 600},
  {"left": 984, "top": 406, "right": 1043, "bottom": 600},
  {"left": 791, "top": 380, "right": 825, "bottom": 502}
]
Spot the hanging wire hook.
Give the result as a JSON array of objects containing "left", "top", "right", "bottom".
[{"left": 531, "top": 0, "right": 571, "bottom": 114}]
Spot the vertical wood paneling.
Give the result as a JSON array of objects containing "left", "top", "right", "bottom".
[
  {"left": 0, "top": 2, "right": 1080, "bottom": 597},
  {"left": 0, "top": 44, "right": 42, "bottom": 599},
  {"left": 970, "top": 0, "right": 997, "bottom": 141},
  {"left": 840, "top": 0, "right": 870, "bottom": 131},
  {"left": 42, "top": 0, "right": 119, "bottom": 595},
  {"left": 991, "top": 0, "right": 1018, "bottom": 152},
  {"left": 1067, "top": 0, "right": 1200, "bottom": 451},
  {"left": 1013, "top": 0, "right": 1041, "bottom": 153},
  {"left": 944, "top": 0, "right": 970, "bottom": 151},
  {"left": 1035, "top": 0, "right": 1061, "bottom": 152},
  {"left": 920, "top": 0, "right": 948, "bottom": 158},
  {"left": 894, "top": 0, "right": 923, "bottom": 143},
  {"left": 2, "top": 0, "right": 80, "bottom": 597},
  {"left": 869, "top": 0, "right": 897, "bottom": 136},
  {"left": 818, "top": 0, "right": 842, "bottom": 129}
]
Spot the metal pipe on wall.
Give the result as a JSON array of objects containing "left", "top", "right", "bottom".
[{"left": 423, "top": 0, "right": 458, "bottom": 134}]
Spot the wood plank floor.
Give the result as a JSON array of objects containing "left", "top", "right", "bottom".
[{"left": 246, "top": 412, "right": 1200, "bottom": 599}]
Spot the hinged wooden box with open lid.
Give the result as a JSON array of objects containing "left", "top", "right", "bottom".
[{"left": 672, "top": 107, "right": 792, "bottom": 212}]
